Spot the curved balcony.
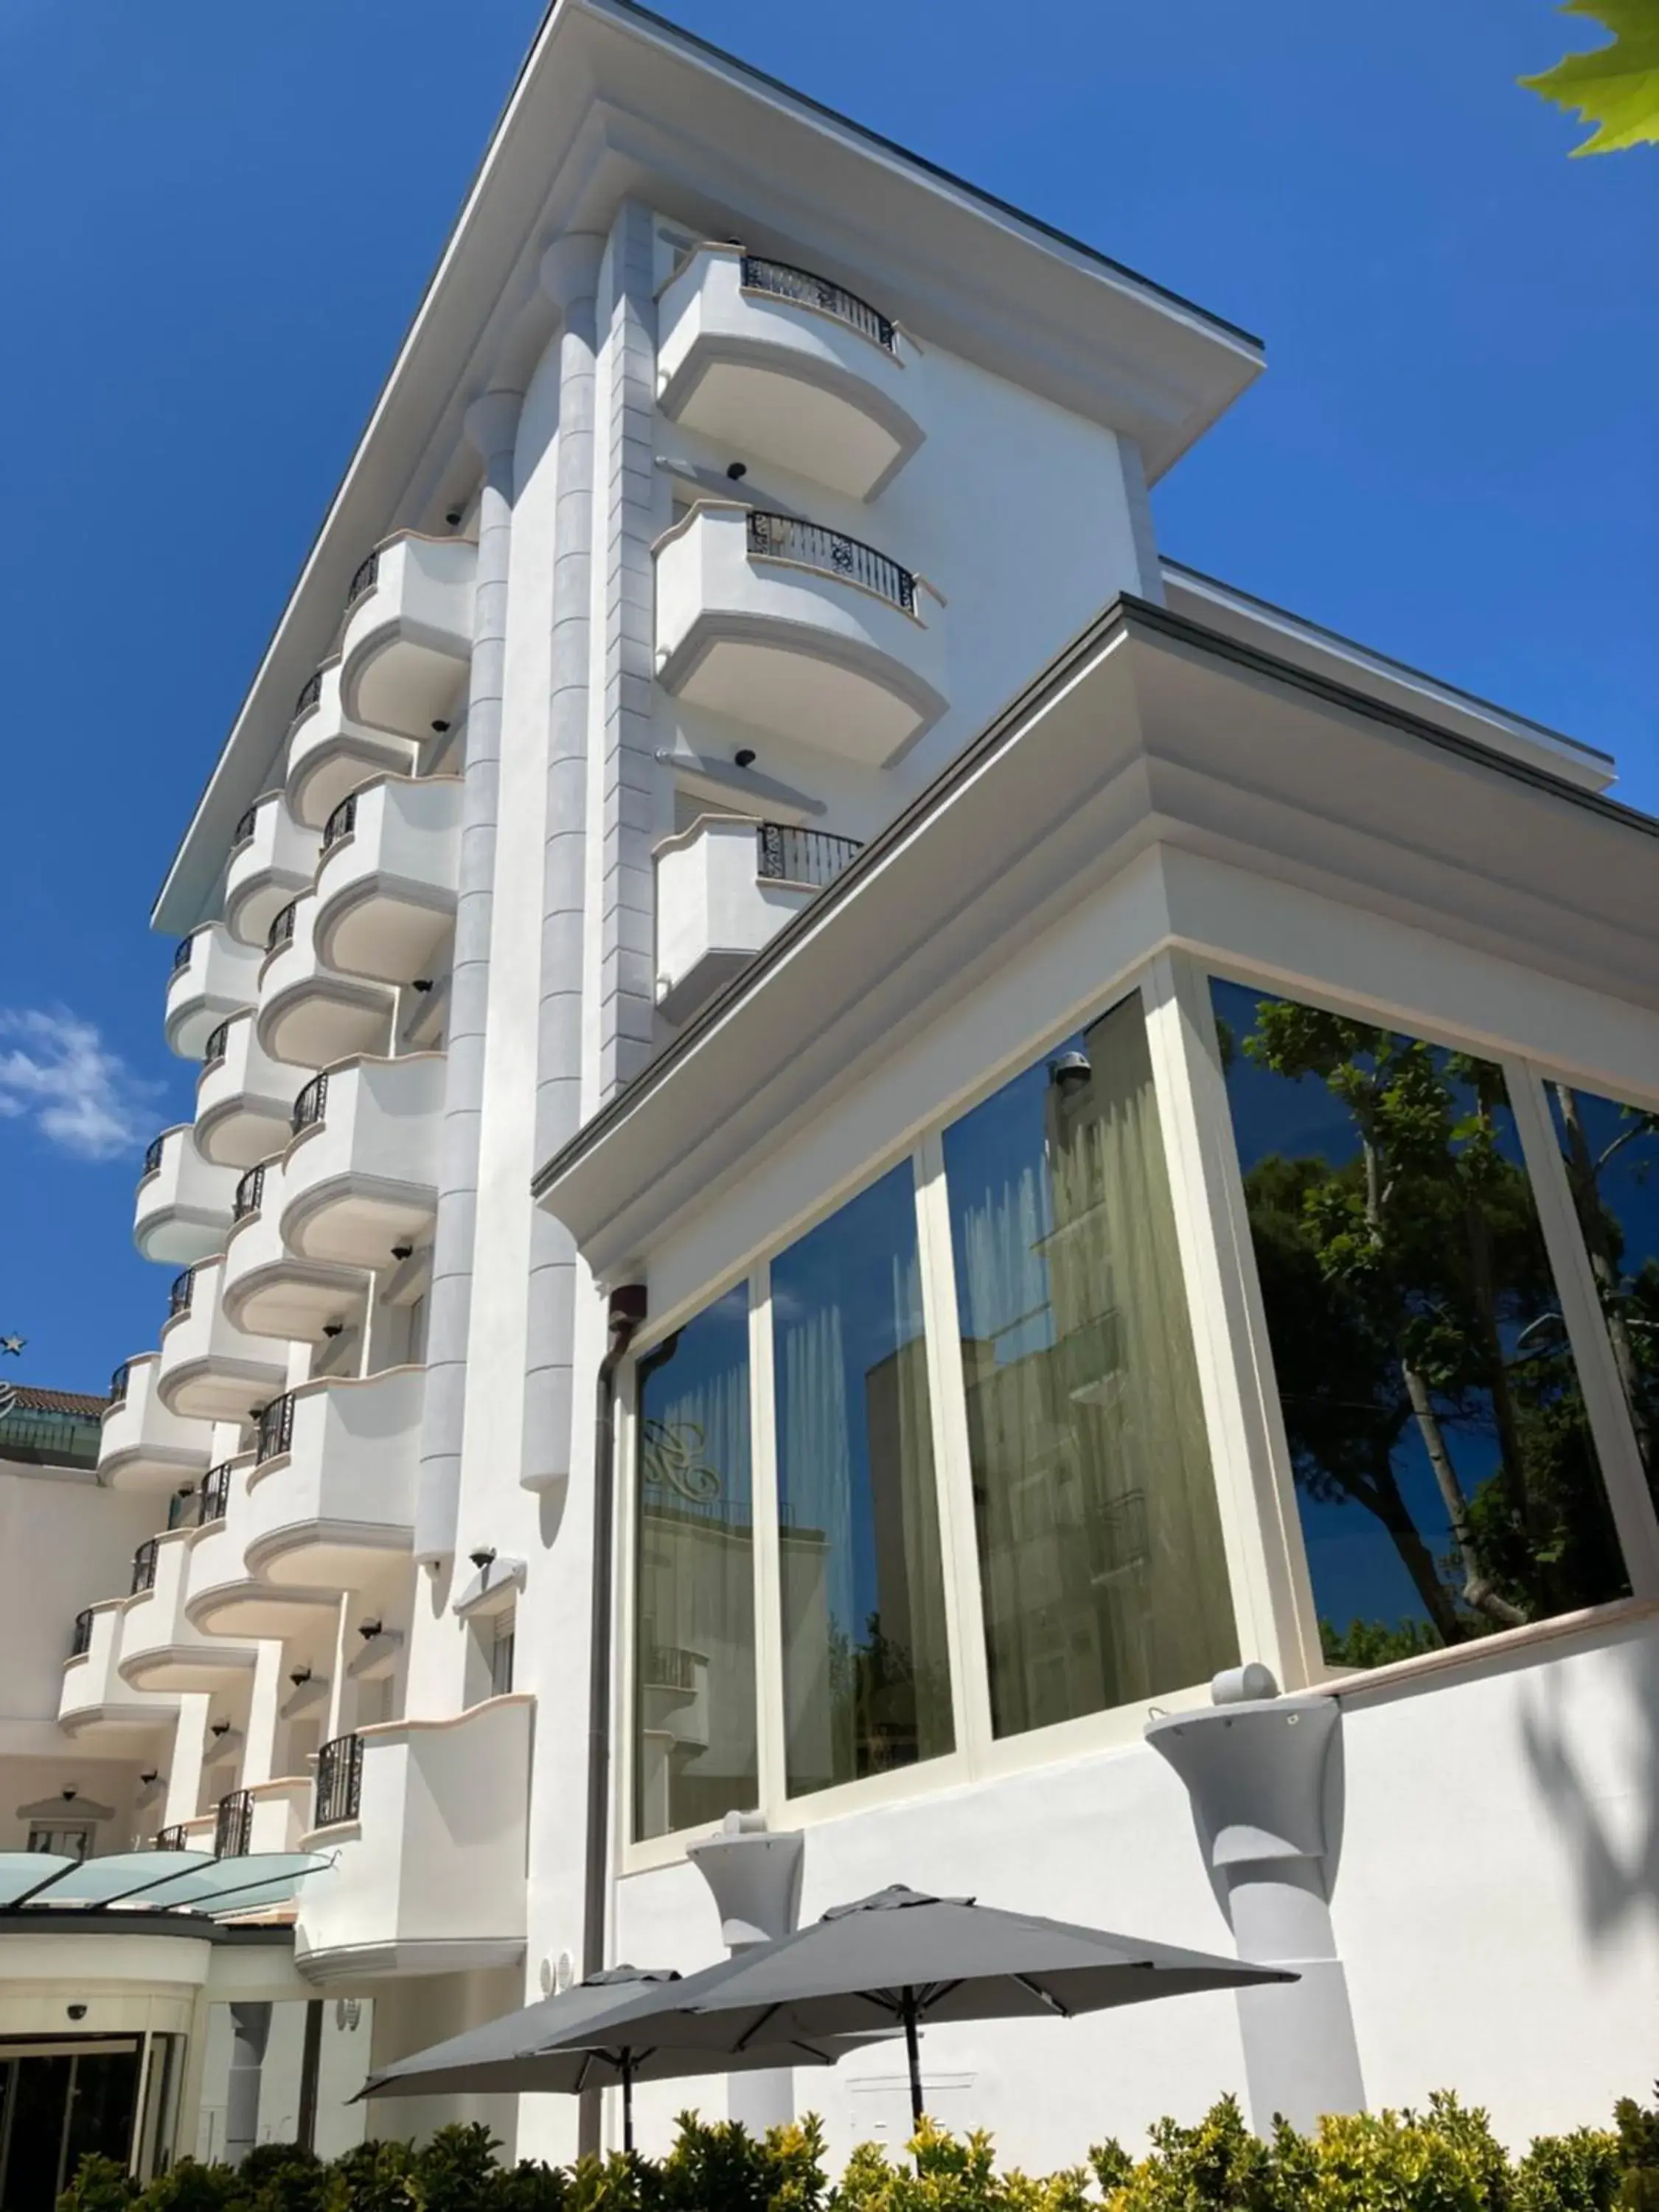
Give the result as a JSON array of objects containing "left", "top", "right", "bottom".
[
  {"left": 653, "top": 815, "right": 860, "bottom": 1023},
  {"left": 658, "top": 244, "right": 923, "bottom": 501},
  {"left": 338, "top": 534, "right": 475, "bottom": 741},
  {"left": 294, "top": 1693, "right": 532, "bottom": 1980},
  {"left": 185, "top": 1448, "right": 340, "bottom": 1641},
  {"left": 224, "top": 790, "right": 322, "bottom": 950},
  {"left": 256, "top": 892, "right": 395, "bottom": 1072},
  {"left": 59, "top": 1598, "right": 177, "bottom": 1741},
  {"left": 164, "top": 923, "right": 264, "bottom": 1060},
  {"left": 133, "top": 1125, "right": 239, "bottom": 1266},
  {"left": 312, "top": 775, "right": 461, "bottom": 986},
  {"left": 155, "top": 1256, "right": 287, "bottom": 1425},
  {"left": 654, "top": 503, "right": 945, "bottom": 767},
  {"left": 221, "top": 1152, "right": 366, "bottom": 1343},
  {"left": 98, "top": 1353, "right": 212, "bottom": 1493},
  {"left": 195, "top": 1012, "right": 297, "bottom": 1168},
  {"left": 117, "top": 1524, "right": 259, "bottom": 1694},
  {"left": 242, "top": 1366, "right": 420, "bottom": 1590},
  {"left": 279, "top": 1054, "right": 442, "bottom": 1272},
  {"left": 285, "top": 658, "right": 419, "bottom": 830}
]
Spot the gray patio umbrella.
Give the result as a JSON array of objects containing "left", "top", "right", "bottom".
[
  {"left": 359, "top": 1964, "right": 867, "bottom": 2148},
  {"left": 533, "top": 1885, "right": 1295, "bottom": 2129}
]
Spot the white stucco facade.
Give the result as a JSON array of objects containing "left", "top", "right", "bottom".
[{"left": 13, "top": 0, "right": 1659, "bottom": 2185}]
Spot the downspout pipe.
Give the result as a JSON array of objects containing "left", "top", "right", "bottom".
[
  {"left": 579, "top": 1279, "right": 648, "bottom": 2157},
  {"left": 524, "top": 233, "right": 606, "bottom": 1503},
  {"left": 413, "top": 387, "right": 524, "bottom": 1565}
]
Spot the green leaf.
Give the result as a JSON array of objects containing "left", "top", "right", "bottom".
[{"left": 1522, "top": 0, "right": 1659, "bottom": 155}]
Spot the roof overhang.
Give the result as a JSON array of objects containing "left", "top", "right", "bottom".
[
  {"left": 534, "top": 592, "right": 1659, "bottom": 1276},
  {"left": 153, "top": 0, "right": 1262, "bottom": 935}
]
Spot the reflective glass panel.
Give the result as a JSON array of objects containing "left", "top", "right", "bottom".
[
  {"left": 773, "top": 1164, "right": 953, "bottom": 1794},
  {"left": 1547, "top": 1081, "right": 1659, "bottom": 1498},
  {"left": 632, "top": 1285, "right": 757, "bottom": 1839},
  {"left": 1214, "top": 981, "right": 1628, "bottom": 1666},
  {"left": 943, "top": 992, "right": 1236, "bottom": 1736}
]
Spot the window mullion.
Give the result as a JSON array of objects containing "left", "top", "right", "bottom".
[
  {"left": 1506, "top": 1060, "right": 1659, "bottom": 1598},
  {"left": 913, "top": 1133, "right": 993, "bottom": 1774},
  {"left": 1140, "top": 950, "right": 1319, "bottom": 1688},
  {"left": 748, "top": 1259, "right": 788, "bottom": 1820}
]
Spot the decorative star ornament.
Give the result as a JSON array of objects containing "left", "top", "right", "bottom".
[{"left": 0, "top": 1336, "right": 24, "bottom": 1357}]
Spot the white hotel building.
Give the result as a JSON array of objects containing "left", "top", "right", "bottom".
[{"left": 8, "top": 0, "right": 1659, "bottom": 2183}]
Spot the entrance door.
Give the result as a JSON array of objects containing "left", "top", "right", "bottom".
[{"left": 0, "top": 2042, "right": 142, "bottom": 2212}]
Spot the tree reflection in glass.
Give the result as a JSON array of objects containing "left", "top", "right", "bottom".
[
  {"left": 1213, "top": 981, "right": 1628, "bottom": 1666},
  {"left": 772, "top": 1163, "right": 953, "bottom": 1795},
  {"left": 1547, "top": 1082, "right": 1659, "bottom": 1493},
  {"left": 633, "top": 1285, "right": 757, "bottom": 1839}
]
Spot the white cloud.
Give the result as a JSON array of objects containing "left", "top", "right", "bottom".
[{"left": 0, "top": 1009, "right": 158, "bottom": 1164}]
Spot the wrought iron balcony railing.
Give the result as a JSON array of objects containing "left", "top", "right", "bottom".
[
  {"left": 293, "top": 669, "right": 324, "bottom": 722},
  {"left": 203, "top": 1020, "right": 232, "bottom": 1067},
  {"left": 321, "top": 793, "right": 357, "bottom": 851},
  {"left": 755, "top": 822, "right": 863, "bottom": 891},
  {"left": 232, "top": 804, "right": 259, "bottom": 849},
  {"left": 213, "top": 1790, "right": 253, "bottom": 1860},
  {"left": 167, "top": 1267, "right": 196, "bottom": 1319},
  {"left": 740, "top": 254, "right": 897, "bottom": 353},
  {"left": 200, "top": 1460, "right": 234, "bottom": 1526},
  {"left": 142, "top": 1134, "right": 165, "bottom": 1180},
  {"left": 346, "top": 550, "right": 379, "bottom": 609},
  {"left": 266, "top": 900, "right": 299, "bottom": 953},
  {"left": 155, "top": 1823, "right": 187, "bottom": 1852},
  {"left": 108, "top": 1362, "right": 130, "bottom": 1407},
  {"left": 232, "top": 1164, "right": 265, "bottom": 1222},
  {"left": 69, "top": 1609, "right": 94, "bottom": 1659},
  {"left": 131, "top": 1537, "right": 160, "bottom": 1596},
  {"left": 315, "top": 1731, "right": 364, "bottom": 1827},
  {"left": 254, "top": 1392, "right": 295, "bottom": 1466},
  {"left": 291, "top": 1072, "right": 328, "bottom": 1135},
  {"left": 745, "top": 509, "right": 917, "bottom": 614},
  {"left": 172, "top": 936, "right": 195, "bottom": 974}
]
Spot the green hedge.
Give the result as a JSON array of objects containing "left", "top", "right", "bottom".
[{"left": 56, "top": 2088, "right": 1659, "bottom": 2212}]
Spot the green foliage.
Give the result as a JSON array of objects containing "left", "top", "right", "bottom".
[
  {"left": 1522, "top": 0, "right": 1659, "bottom": 154},
  {"left": 58, "top": 2157, "right": 137, "bottom": 2212},
  {"left": 1514, "top": 2130, "right": 1621, "bottom": 2212},
  {"left": 54, "top": 2093, "right": 1659, "bottom": 2212},
  {"left": 1318, "top": 1618, "right": 1443, "bottom": 1669}
]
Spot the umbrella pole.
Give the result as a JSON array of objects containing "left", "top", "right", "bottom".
[
  {"left": 902, "top": 1989, "right": 924, "bottom": 2132},
  {"left": 622, "top": 2053, "right": 635, "bottom": 2154}
]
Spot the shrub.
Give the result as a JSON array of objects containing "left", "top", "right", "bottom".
[
  {"left": 1514, "top": 2132, "right": 1622, "bottom": 2212},
  {"left": 54, "top": 2087, "right": 1659, "bottom": 2212}
]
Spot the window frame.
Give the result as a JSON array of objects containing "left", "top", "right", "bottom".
[
  {"left": 619, "top": 966, "right": 1257, "bottom": 1868},
  {"left": 1186, "top": 945, "right": 1659, "bottom": 1685}
]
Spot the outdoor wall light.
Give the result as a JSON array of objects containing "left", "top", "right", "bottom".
[
  {"left": 358, "top": 1620, "right": 383, "bottom": 1641},
  {"left": 290, "top": 1667, "right": 311, "bottom": 1687},
  {"left": 1050, "top": 1049, "right": 1091, "bottom": 1095},
  {"left": 139, "top": 1771, "right": 158, "bottom": 1787},
  {"left": 445, "top": 509, "right": 463, "bottom": 526},
  {"left": 431, "top": 719, "right": 451, "bottom": 734},
  {"left": 468, "top": 1547, "right": 496, "bottom": 1571},
  {"left": 411, "top": 981, "right": 433, "bottom": 994},
  {"left": 67, "top": 2005, "right": 87, "bottom": 2022},
  {"left": 391, "top": 1243, "right": 413, "bottom": 1261},
  {"left": 734, "top": 748, "right": 757, "bottom": 768},
  {"left": 323, "top": 1323, "right": 344, "bottom": 1339},
  {"left": 725, "top": 460, "right": 748, "bottom": 480}
]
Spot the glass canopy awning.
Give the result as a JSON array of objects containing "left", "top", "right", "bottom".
[{"left": 0, "top": 1848, "right": 331, "bottom": 1919}]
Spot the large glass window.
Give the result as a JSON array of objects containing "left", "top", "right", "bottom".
[
  {"left": 633, "top": 1285, "right": 757, "bottom": 1840},
  {"left": 1213, "top": 981, "right": 1628, "bottom": 1666},
  {"left": 943, "top": 992, "right": 1237, "bottom": 1736},
  {"left": 1547, "top": 1081, "right": 1659, "bottom": 1495},
  {"left": 772, "top": 1164, "right": 953, "bottom": 1795}
]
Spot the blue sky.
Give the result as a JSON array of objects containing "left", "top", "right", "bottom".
[{"left": 0, "top": 0, "right": 1653, "bottom": 1397}]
